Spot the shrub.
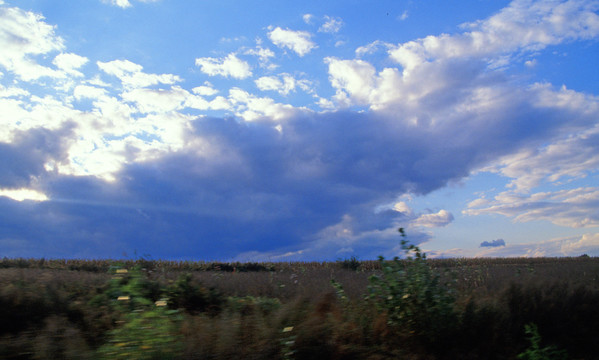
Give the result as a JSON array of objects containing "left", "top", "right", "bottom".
[
  {"left": 338, "top": 256, "right": 361, "bottom": 271},
  {"left": 166, "top": 273, "right": 224, "bottom": 315},
  {"left": 365, "top": 228, "right": 456, "bottom": 348},
  {"left": 226, "top": 296, "right": 281, "bottom": 316},
  {"left": 518, "top": 323, "right": 568, "bottom": 360},
  {"left": 96, "top": 308, "right": 183, "bottom": 360}
]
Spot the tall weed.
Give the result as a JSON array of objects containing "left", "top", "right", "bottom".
[{"left": 365, "top": 229, "right": 456, "bottom": 347}]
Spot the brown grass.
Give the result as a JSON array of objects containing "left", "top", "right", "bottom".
[{"left": 1, "top": 256, "right": 598, "bottom": 359}]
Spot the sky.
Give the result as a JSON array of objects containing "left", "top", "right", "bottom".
[{"left": 1, "top": 0, "right": 599, "bottom": 261}]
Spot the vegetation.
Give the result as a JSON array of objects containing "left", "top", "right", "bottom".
[
  {"left": 1, "top": 232, "right": 598, "bottom": 359},
  {"left": 364, "top": 229, "right": 457, "bottom": 352},
  {"left": 517, "top": 323, "right": 568, "bottom": 360}
]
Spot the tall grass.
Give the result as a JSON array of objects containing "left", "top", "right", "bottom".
[{"left": 0, "top": 253, "right": 598, "bottom": 359}]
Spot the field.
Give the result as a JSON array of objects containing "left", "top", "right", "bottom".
[{"left": 1, "top": 250, "right": 598, "bottom": 359}]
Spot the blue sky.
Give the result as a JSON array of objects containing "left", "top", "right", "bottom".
[{"left": 1, "top": 0, "right": 599, "bottom": 261}]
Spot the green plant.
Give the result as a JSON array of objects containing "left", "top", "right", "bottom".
[
  {"left": 88, "top": 265, "right": 160, "bottom": 312},
  {"left": 518, "top": 323, "right": 568, "bottom": 360},
  {"left": 366, "top": 228, "right": 456, "bottom": 342},
  {"left": 166, "top": 273, "right": 224, "bottom": 315},
  {"left": 338, "top": 256, "right": 361, "bottom": 271},
  {"left": 226, "top": 296, "right": 281, "bottom": 316},
  {"left": 90, "top": 263, "right": 184, "bottom": 359},
  {"left": 330, "top": 279, "right": 350, "bottom": 308},
  {"left": 96, "top": 307, "right": 183, "bottom": 360}
]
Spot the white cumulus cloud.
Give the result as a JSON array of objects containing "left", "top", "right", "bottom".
[
  {"left": 255, "top": 73, "right": 312, "bottom": 96},
  {"left": 413, "top": 210, "right": 454, "bottom": 228},
  {"left": 97, "top": 59, "right": 181, "bottom": 88},
  {"left": 388, "top": 0, "right": 599, "bottom": 74},
  {"left": 0, "top": 6, "right": 65, "bottom": 80},
  {"left": 195, "top": 53, "right": 252, "bottom": 79},
  {"left": 268, "top": 27, "right": 316, "bottom": 56},
  {"left": 53, "top": 53, "right": 88, "bottom": 77}
]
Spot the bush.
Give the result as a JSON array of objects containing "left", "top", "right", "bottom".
[
  {"left": 518, "top": 323, "right": 567, "bottom": 360},
  {"left": 96, "top": 308, "right": 183, "bottom": 360},
  {"left": 226, "top": 296, "right": 281, "bottom": 316},
  {"left": 166, "top": 273, "right": 224, "bottom": 315},
  {"left": 365, "top": 229, "right": 456, "bottom": 349}
]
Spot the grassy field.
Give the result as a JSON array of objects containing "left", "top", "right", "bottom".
[{"left": 1, "top": 251, "right": 598, "bottom": 359}]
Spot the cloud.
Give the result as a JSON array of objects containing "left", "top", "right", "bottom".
[
  {"left": 0, "top": 188, "right": 48, "bottom": 202},
  {"left": 356, "top": 40, "right": 393, "bottom": 57},
  {"left": 388, "top": 0, "right": 599, "bottom": 74},
  {"left": 1, "top": 0, "right": 599, "bottom": 260},
  {"left": 413, "top": 210, "right": 454, "bottom": 228},
  {"left": 480, "top": 239, "right": 506, "bottom": 247},
  {"left": 53, "top": 53, "right": 88, "bottom": 77},
  {"left": 97, "top": 59, "right": 181, "bottom": 88},
  {"left": 478, "top": 233, "right": 599, "bottom": 257},
  {"left": 6, "top": 72, "right": 596, "bottom": 259},
  {"left": 486, "top": 121, "right": 599, "bottom": 192},
  {"left": 102, "top": 0, "right": 160, "bottom": 8},
  {"left": 195, "top": 53, "right": 252, "bottom": 79},
  {"left": 192, "top": 82, "right": 219, "bottom": 96},
  {"left": 121, "top": 86, "right": 189, "bottom": 113},
  {"left": 465, "top": 187, "right": 599, "bottom": 228},
  {"left": 255, "top": 76, "right": 287, "bottom": 94},
  {"left": 560, "top": 232, "right": 599, "bottom": 255},
  {"left": 268, "top": 27, "right": 316, "bottom": 56},
  {"left": 319, "top": 16, "right": 343, "bottom": 33},
  {"left": 73, "top": 84, "right": 107, "bottom": 100},
  {"left": 431, "top": 232, "right": 599, "bottom": 258},
  {"left": 0, "top": 5, "right": 64, "bottom": 80},
  {"left": 244, "top": 46, "right": 276, "bottom": 69},
  {"left": 525, "top": 59, "right": 538, "bottom": 68},
  {"left": 228, "top": 88, "right": 303, "bottom": 121},
  {"left": 0, "top": 125, "right": 75, "bottom": 188},
  {"left": 255, "top": 73, "right": 313, "bottom": 96},
  {"left": 0, "top": 105, "right": 481, "bottom": 258},
  {"left": 303, "top": 14, "right": 314, "bottom": 24},
  {"left": 103, "top": 0, "right": 132, "bottom": 8}
]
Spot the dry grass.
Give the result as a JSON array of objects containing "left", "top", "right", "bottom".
[{"left": 1, "top": 256, "right": 598, "bottom": 359}]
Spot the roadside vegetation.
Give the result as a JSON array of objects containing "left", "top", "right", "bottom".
[{"left": 1, "top": 231, "right": 598, "bottom": 359}]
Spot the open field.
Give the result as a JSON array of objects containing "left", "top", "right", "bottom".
[{"left": 1, "top": 254, "right": 598, "bottom": 359}]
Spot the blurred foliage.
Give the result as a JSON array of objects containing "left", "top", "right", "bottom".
[
  {"left": 364, "top": 229, "right": 457, "bottom": 352},
  {"left": 166, "top": 273, "right": 224, "bottom": 315},
  {"left": 518, "top": 323, "right": 568, "bottom": 360},
  {"left": 1, "top": 245, "right": 598, "bottom": 359},
  {"left": 96, "top": 308, "right": 183, "bottom": 360},
  {"left": 337, "top": 256, "right": 362, "bottom": 271}
]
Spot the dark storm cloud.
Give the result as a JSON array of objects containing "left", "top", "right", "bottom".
[
  {"left": 1, "top": 78, "right": 598, "bottom": 260},
  {"left": 0, "top": 124, "right": 74, "bottom": 188}
]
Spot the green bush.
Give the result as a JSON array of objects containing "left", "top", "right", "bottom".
[
  {"left": 166, "top": 273, "right": 224, "bottom": 315},
  {"left": 88, "top": 265, "right": 160, "bottom": 312},
  {"left": 518, "top": 323, "right": 568, "bottom": 360},
  {"left": 365, "top": 229, "right": 456, "bottom": 345},
  {"left": 226, "top": 296, "right": 281, "bottom": 316},
  {"left": 338, "top": 256, "right": 361, "bottom": 271},
  {"left": 96, "top": 308, "right": 183, "bottom": 360}
]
